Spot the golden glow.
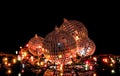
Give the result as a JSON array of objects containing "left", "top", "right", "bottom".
[
  {"left": 12, "top": 58, "right": 17, "bottom": 64},
  {"left": 40, "top": 62, "right": 44, "bottom": 66},
  {"left": 8, "top": 63, "right": 11, "bottom": 66},
  {"left": 46, "top": 55, "right": 50, "bottom": 59},
  {"left": 45, "top": 59, "right": 48, "bottom": 63},
  {"left": 60, "top": 72, "right": 63, "bottom": 76},
  {"left": 4, "top": 62, "right": 8, "bottom": 65},
  {"left": 37, "top": 62, "right": 40, "bottom": 66},
  {"left": 24, "top": 52, "right": 27, "bottom": 57},
  {"left": 20, "top": 46, "right": 22, "bottom": 49},
  {"left": 75, "top": 36, "right": 79, "bottom": 40},
  {"left": 110, "top": 63, "right": 113, "bottom": 67},
  {"left": 70, "top": 55, "right": 73, "bottom": 58},
  {"left": 60, "top": 64, "right": 63, "bottom": 71},
  {"left": 38, "top": 45, "right": 41, "bottom": 48},
  {"left": 59, "top": 55, "right": 62, "bottom": 58},
  {"left": 7, "top": 69, "right": 12, "bottom": 74},
  {"left": 30, "top": 56, "right": 34, "bottom": 62},
  {"left": 18, "top": 73, "right": 21, "bottom": 76},
  {"left": 93, "top": 72, "right": 97, "bottom": 76},
  {"left": 4, "top": 57, "right": 8, "bottom": 61},
  {"left": 67, "top": 61, "right": 72, "bottom": 64},
  {"left": 111, "top": 60, "right": 115, "bottom": 64}
]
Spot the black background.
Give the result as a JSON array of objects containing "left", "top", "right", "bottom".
[{"left": 0, "top": 2, "right": 120, "bottom": 55}]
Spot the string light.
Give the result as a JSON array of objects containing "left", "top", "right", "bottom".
[
  {"left": 7, "top": 69, "right": 12, "bottom": 74},
  {"left": 18, "top": 73, "right": 21, "bottom": 76}
]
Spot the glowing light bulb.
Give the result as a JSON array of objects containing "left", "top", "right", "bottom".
[
  {"left": 111, "top": 69, "right": 115, "bottom": 73},
  {"left": 8, "top": 63, "right": 11, "bottom": 67},
  {"left": 30, "top": 56, "right": 34, "bottom": 62},
  {"left": 4, "top": 57, "right": 8, "bottom": 61},
  {"left": 75, "top": 36, "right": 79, "bottom": 40},
  {"left": 93, "top": 73, "right": 97, "bottom": 76},
  {"left": 60, "top": 64, "right": 63, "bottom": 71},
  {"left": 12, "top": 58, "right": 17, "bottom": 64},
  {"left": 40, "top": 62, "right": 44, "bottom": 66},
  {"left": 110, "top": 63, "right": 113, "bottom": 67},
  {"left": 16, "top": 51, "right": 18, "bottom": 54},
  {"left": 7, "top": 69, "right": 12, "bottom": 74},
  {"left": 4, "top": 62, "right": 7, "bottom": 65},
  {"left": 60, "top": 72, "right": 63, "bottom": 76},
  {"left": 37, "top": 62, "right": 40, "bottom": 66},
  {"left": 59, "top": 55, "right": 62, "bottom": 58},
  {"left": 24, "top": 52, "right": 27, "bottom": 57},
  {"left": 20, "top": 46, "right": 22, "bottom": 49},
  {"left": 18, "top": 73, "right": 21, "bottom": 76}
]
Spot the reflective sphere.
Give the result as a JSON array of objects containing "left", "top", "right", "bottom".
[
  {"left": 28, "top": 34, "right": 44, "bottom": 56},
  {"left": 43, "top": 27, "right": 76, "bottom": 63},
  {"left": 77, "top": 38, "right": 96, "bottom": 57},
  {"left": 60, "top": 18, "right": 88, "bottom": 43}
]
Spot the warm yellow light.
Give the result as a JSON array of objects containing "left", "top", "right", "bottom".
[
  {"left": 18, "top": 73, "right": 21, "bottom": 76},
  {"left": 30, "top": 56, "right": 34, "bottom": 62},
  {"left": 46, "top": 55, "right": 50, "bottom": 59},
  {"left": 60, "top": 64, "right": 63, "bottom": 71},
  {"left": 37, "top": 62, "right": 40, "bottom": 66},
  {"left": 4, "top": 57, "right": 8, "bottom": 61},
  {"left": 55, "top": 61, "right": 60, "bottom": 65},
  {"left": 60, "top": 72, "right": 63, "bottom": 76},
  {"left": 75, "top": 36, "right": 79, "bottom": 40},
  {"left": 74, "top": 54, "right": 76, "bottom": 57},
  {"left": 111, "top": 60, "right": 115, "bottom": 64},
  {"left": 20, "top": 46, "right": 22, "bottom": 49},
  {"left": 45, "top": 59, "right": 48, "bottom": 63},
  {"left": 59, "top": 55, "right": 62, "bottom": 58},
  {"left": 12, "top": 58, "right": 17, "bottom": 64},
  {"left": 40, "top": 62, "right": 44, "bottom": 66},
  {"left": 93, "top": 72, "right": 97, "bottom": 76},
  {"left": 4, "top": 62, "right": 8, "bottom": 65},
  {"left": 70, "top": 55, "right": 73, "bottom": 58},
  {"left": 38, "top": 45, "right": 41, "bottom": 48},
  {"left": 24, "top": 52, "right": 27, "bottom": 57},
  {"left": 67, "top": 61, "right": 72, "bottom": 64},
  {"left": 110, "top": 63, "right": 113, "bottom": 67},
  {"left": 8, "top": 63, "right": 11, "bottom": 66},
  {"left": 7, "top": 69, "right": 12, "bottom": 74}
]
